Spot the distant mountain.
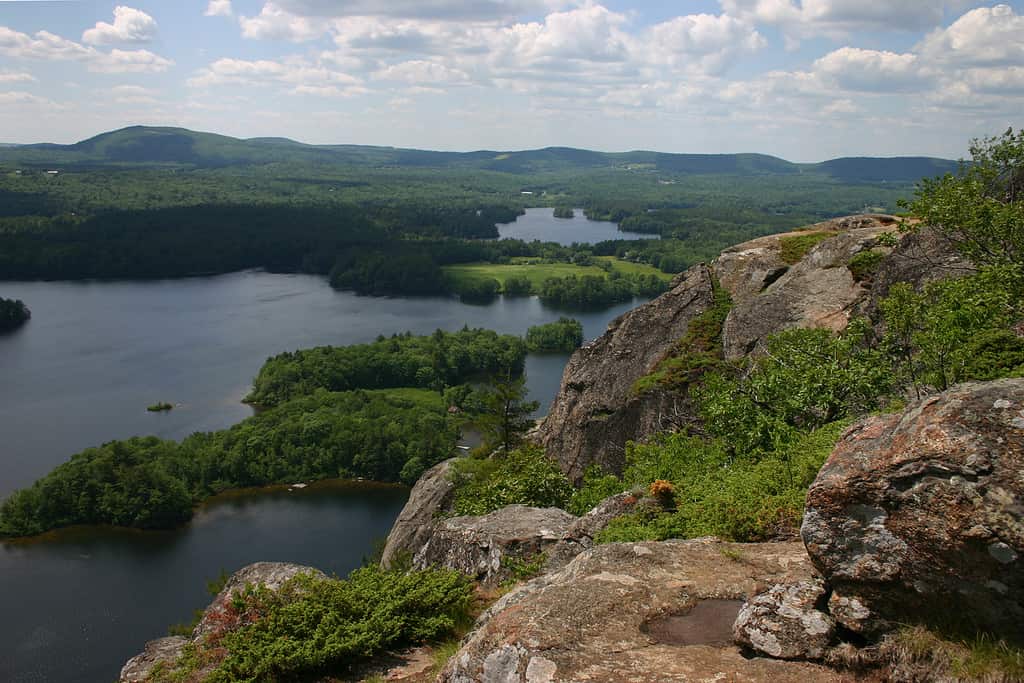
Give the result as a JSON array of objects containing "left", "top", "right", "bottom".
[
  {"left": 810, "top": 157, "right": 959, "bottom": 182},
  {"left": 0, "top": 125, "right": 958, "bottom": 181}
]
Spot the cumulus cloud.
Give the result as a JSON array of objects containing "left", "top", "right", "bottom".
[
  {"left": 188, "top": 56, "right": 363, "bottom": 95},
  {"left": 268, "top": 0, "right": 559, "bottom": 21},
  {"left": 720, "top": 0, "right": 959, "bottom": 37},
  {"left": 813, "top": 47, "right": 930, "bottom": 92},
  {"left": 0, "top": 25, "right": 172, "bottom": 73},
  {"left": 205, "top": 1, "right": 234, "bottom": 18},
  {"left": 647, "top": 13, "right": 765, "bottom": 73},
  {"left": 374, "top": 60, "right": 470, "bottom": 85},
  {"left": 82, "top": 6, "right": 159, "bottom": 45},
  {"left": 240, "top": 3, "right": 323, "bottom": 42},
  {"left": 917, "top": 4, "right": 1024, "bottom": 66}
]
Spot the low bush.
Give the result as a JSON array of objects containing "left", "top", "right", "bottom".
[{"left": 450, "top": 444, "right": 573, "bottom": 516}]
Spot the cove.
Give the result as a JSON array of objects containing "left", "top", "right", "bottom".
[{"left": 0, "top": 269, "right": 644, "bottom": 681}]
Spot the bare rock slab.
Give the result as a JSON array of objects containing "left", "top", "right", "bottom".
[
  {"left": 439, "top": 538, "right": 844, "bottom": 682},
  {"left": 412, "top": 505, "right": 576, "bottom": 585},
  {"left": 802, "top": 379, "right": 1024, "bottom": 641}
]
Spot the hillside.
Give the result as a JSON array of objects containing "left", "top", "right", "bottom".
[{"left": 0, "top": 126, "right": 958, "bottom": 180}]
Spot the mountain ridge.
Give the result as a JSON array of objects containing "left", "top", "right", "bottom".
[{"left": 0, "top": 125, "right": 958, "bottom": 180}]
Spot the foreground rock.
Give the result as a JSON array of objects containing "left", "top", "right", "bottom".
[
  {"left": 802, "top": 379, "right": 1024, "bottom": 641},
  {"left": 119, "top": 562, "right": 324, "bottom": 682},
  {"left": 440, "top": 538, "right": 844, "bottom": 682},
  {"left": 733, "top": 578, "right": 835, "bottom": 660},
  {"left": 381, "top": 458, "right": 457, "bottom": 568},
  {"left": 413, "top": 505, "right": 576, "bottom": 585}
]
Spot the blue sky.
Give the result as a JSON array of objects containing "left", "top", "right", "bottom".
[{"left": 0, "top": 1, "right": 1021, "bottom": 160}]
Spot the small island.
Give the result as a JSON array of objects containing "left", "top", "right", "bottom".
[
  {"left": 553, "top": 206, "right": 575, "bottom": 219},
  {"left": 147, "top": 402, "right": 174, "bottom": 412},
  {"left": 0, "top": 297, "right": 31, "bottom": 332},
  {"left": 526, "top": 317, "right": 584, "bottom": 352}
]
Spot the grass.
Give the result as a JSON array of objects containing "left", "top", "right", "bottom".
[
  {"left": 442, "top": 257, "right": 670, "bottom": 293},
  {"left": 882, "top": 626, "right": 1024, "bottom": 682},
  {"left": 146, "top": 402, "right": 173, "bottom": 412},
  {"left": 778, "top": 231, "right": 836, "bottom": 264}
]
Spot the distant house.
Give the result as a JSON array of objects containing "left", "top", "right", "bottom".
[
  {"left": 520, "top": 190, "right": 534, "bottom": 195},
  {"left": 46, "top": 170, "right": 60, "bottom": 175}
]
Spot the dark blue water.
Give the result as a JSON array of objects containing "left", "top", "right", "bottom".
[
  {"left": 498, "top": 207, "right": 658, "bottom": 245},
  {"left": 0, "top": 270, "right": 640, "bottom": 682}
]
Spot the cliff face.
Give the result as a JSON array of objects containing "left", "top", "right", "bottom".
[
  {"left": 533, "top": 264, "right": 717, "bottom": 480},
  {"left": 535, "top": 215, "right": 955, "bottom": 478}
]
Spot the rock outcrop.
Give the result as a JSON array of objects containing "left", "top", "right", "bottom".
[
  {"left": 412, "top": 505, "right": 576, "bottom": 585},
  {"left": 719, "top": 217, "right": 895, "bottom": 359},
  {"left": 119, "top": 562, "right": 324, "bottom": 683},
  {"left": 381, "top": 458, "right": 457, "bottom": 568},
  {"left": 439, "top": 538, "right": 845, "bottom": 682},
  {"left": 536, "top": 215, "right": 909, "bottom": 478},
  {"left": 534, "top": 264, "right": 718, "bottom": 479},
  {"left": 802, "top": 379, "right": 1024, "bottom": 641}
]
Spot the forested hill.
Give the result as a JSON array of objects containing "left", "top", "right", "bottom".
[{"left": 0, "top": 125, "right": 958, "bottom": 180}]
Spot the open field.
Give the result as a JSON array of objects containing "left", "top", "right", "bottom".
[{"left": 443, "top": 257, "right": 671, "bottom": 292}]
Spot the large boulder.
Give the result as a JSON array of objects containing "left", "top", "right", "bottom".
[
  {"left": 439, "top": 538, "right": 844, "bottom": 682},
  {"left": 119, "top": 562, "right": 324, "bottom": 682},
  {"left": 380, "top": 458, "right": 457, "bottom": 568},
  {"left": 412, "top": 505, "right": 576, "bottom": 585},
  {"left": 534, "top": 265, "right": 718, "bottom": 479},
  {"left": 802, "top": 379, "right": 1024, "bottom": 641}
]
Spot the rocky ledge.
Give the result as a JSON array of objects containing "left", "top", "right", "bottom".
[
  {"left": 439, "top": 538, "right": 842, "bottom": 683},
  {"left": 532, "top": 214, "right": 968, "bottom": 478}
]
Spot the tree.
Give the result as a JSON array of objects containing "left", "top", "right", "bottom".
[
  {"left": 905, "top": 128, "right": 1024, "bottom": 266},
  {"left": 474, "top": 371, "right": 539, "bottom": 454}
]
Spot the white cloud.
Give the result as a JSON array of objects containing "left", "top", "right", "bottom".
[
  {"left": 720, "top": 0, "right": 961, "bottom": 38},
  {"left": 83, "top": 6, "right": 159, "bottom": 45},
  {"left": 374, "top": 60, "right": 470, "bottom": 85},
  {"left": 109, "top": 84, "right": 160, "bottom": 105},
  {"left": 189, "top": 56, "right": 362, "bottom": 94},
  {"left": 647, "top": 13, "right": 765, "bottom": 74},
  {"left": 917, "top": 4, "right": 1024, "bottom": 66},
  {"left": 0, "top": 90, "right": 56, "bottom": 106},
  {"left": 0, "top": 25, "right": 173, "bottom": 73},
  {"left": 267, "top": 0, "right": 560, "bottom": 21},
  {"left": 239, "top": 3, "right": 324, "bottom": 42},
  {"left": 0, "top": 71, "right": 36, "bottom": 83},
  {"left": 205, "top": 1, "right": 234, "bottom": 18},
  {"left": 814, "top": 47, "right": 929, "bottom": 92}
]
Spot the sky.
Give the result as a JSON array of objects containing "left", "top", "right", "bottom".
[{"left": 0, "top": 1, "right": 1021, "bottom": 160}]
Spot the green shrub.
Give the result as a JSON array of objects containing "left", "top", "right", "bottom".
[
  {"left": 778, "top": 231, "right": 835, "bottom": 265},
  {"left": 595, "top": 423, "right": 847, "bottom": 543},
  {"left": 157, "top": 566, "right": 472, "bottom": 682},
  {"left": 848, "top": 249, "right": 885, "bottom": 281},
  {"left": 568, "top": 465, "right": 626, "bottom": 515},
  {"left": 451, "top": 445, "right": 573, "bottom": 516}
]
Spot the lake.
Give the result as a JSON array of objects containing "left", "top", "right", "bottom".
[
  {"left": 0, "top": 272, "right": 644, "bottom": 681},
  {"left": 498, "top": 207, "right": 658, "bottom": 245}
]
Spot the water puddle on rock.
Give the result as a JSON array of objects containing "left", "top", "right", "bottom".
[{"left": 642, "top": 599, "right": 745, "bottom": 646}]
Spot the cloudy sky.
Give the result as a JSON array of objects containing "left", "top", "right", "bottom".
[{"left": 0, "top": 1, "right": 1021, "bottom": 160}]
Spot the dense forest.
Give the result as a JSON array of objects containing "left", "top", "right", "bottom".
[
  {"left": 0, "top": 328, "right": 529, "bottom": 537},
  {"left": 0, "top": 126, "right": 948, "bottom": 311},
  {"left": 0, "top": 297, "right": 30, "bottom": 332},
  {"left": 526, "top": 318, "right": 584, "bottom": 352}
]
